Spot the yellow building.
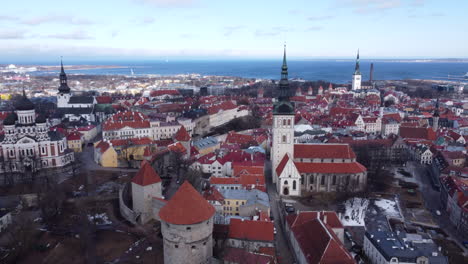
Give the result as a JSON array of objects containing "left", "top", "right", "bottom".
[
  {"left": 222, "top": 198, "right": 247, "bottom": 216},
  {"left": 94, "top": 141, "right": 118, "bottom": 167},
  {"left": 67, "top": 132, "right": 83, "bottom": 152}
]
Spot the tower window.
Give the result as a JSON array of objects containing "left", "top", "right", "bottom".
[
  {"left": 282, "top": 135, "right": 286, "bottom": 143},
  {"left": 282, "top": 119, "right": 286, "bottom": 126},
  {"left": 175, "top": 244, "right": 178, "bottom": 248},
  {"left": 287, "top": 119, "right": 291, "bottom": 126}
]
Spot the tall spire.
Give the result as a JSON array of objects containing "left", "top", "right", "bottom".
[
  {"left": 278, "top": 44, "right": 290, "bottom": 101},
  {"left": 433, "top": 97, "right": 440, "bottom": 117},
  {"left": 58, "top": 57, "right": 71, "bottom": 93},
  {"left": 354, "top": 49, "right": 361, "bottom": 75}
]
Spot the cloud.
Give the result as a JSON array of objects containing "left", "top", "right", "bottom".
[
  {"left": 223, "top": 26, "right": 244, "bottom": 36},
  {"left": 0, "top": 30, "right": 26, "bottom": 39},
  {"left": 21, "top": 15, "right": 95, "bottom": 25},
  {"left": 308, "top": 15, "right": 334, "bottom": 21},
  {"left": 307, "top": 26, "right": 323, "bottom": 31},
  {"left": 255, "top": 27, "right": 291, "bottom": 37},
  {"left": 0, "top": 15, "right": 19, "bottom": 21},
  {"left": 44, "top": 30, "right": 93, "bottom": 40},
  {"left": 133, "top": 0, "right": 197, "bottom": 7},
  {"left": 335, "top": 0, "right": 405, "bottom": 14}
]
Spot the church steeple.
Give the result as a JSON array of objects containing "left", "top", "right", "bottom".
[
  {"left": 354, "top": 49, "right": 361, "bottom": 75},
  {"left": 58, "top": 57, "right": 71, "bottom": 93},
  {"left": 278, "top": 44, "right": 290, "bottom": 101},
  {"left": 273, "top": 45, "right": 294, "bottom": 115},
  {"left": 433, "top": 97, "right": 440, "bottom": 117}
]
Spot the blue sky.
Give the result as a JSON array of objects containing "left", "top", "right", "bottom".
[{"left": 0, "top": 0, "right": 467, "bottom": 61}]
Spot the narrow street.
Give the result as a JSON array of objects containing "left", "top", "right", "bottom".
[
  {"left": 264, "top": 161, "right": 294, "bottom": 264},
  {"left": 409, "top": 161, "right": 468, "bottom": 255}
]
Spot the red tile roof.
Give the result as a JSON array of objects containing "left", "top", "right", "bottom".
[
  {"left": 109, "top": 137, "right": 153, "bottom": 147},
  {"left": 103, "top": 111, "right": 150, "bottom": 131},
  {"left": 228, "top": 218, "right": 274, "bottom": 242},
  {"left": 295, "top": 162, "right": 366, "bottom": 174},
  {"left": 223, "top": 247, "right": 274, "bottom": 264},
  {"left": 150, "top": 89, "right": 181, "bottom": 97},
  {"left": 275, "top": 154, "right": 290, "bottom": 176},
  {"left": 225, "top": 131, "right": 255, "bottom": 146},
  {"left": 207, "top": 101, "right": 237, "bottom": 115},
  {"left": 399, "top": 126, "right": 436, "bottom": 141},
  {"left": 287, "top": 217, "right": 355, "bottom": 264},
  {"left": 159, "top": 181, "right": 215, "bottom": 225},
  {"left": 67, "top": 131, "right": 82, "bottom": 141},
  {"left": 95, "top": 141, "right": 110, "bottom": 153},
  {"left": 131, "top": 160, "right": 161, "bottom": 186},
  {"left": 294, "top": 144, "right": 356, "bottom": 159},
  {"left": 286, "top": 211, "right": 343, "bottom": 230},
  {"left": 203, "top": 186, "right": 225, "bottom": 202},
  {"left": 174, "top": 125, "right": 191, "bottom": 142}
]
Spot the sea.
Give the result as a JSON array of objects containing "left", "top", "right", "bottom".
[{"left": 28, "top": 60, "right": 468, "bottom": 84}]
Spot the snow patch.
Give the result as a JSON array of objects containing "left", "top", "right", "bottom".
[{"left": 340, "top": 198, "right": 369, "bottom": 226}]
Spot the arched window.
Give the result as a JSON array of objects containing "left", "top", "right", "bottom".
[
  {"left": 284, "top": 180, "right": 288, "bottom": 185},
  {"left": 282, "top": 119, "right": 286, "bottom": 126},
  {"left": 300, "top": 175, "right": 304, "bottom": 185},
  {"left": 321, "top": 175, "right": 325, "bottom": 185},
  {"left": 332, "top": 175, "right": 337, "bottom": 185},
  {"left": 282, "top": 135, "right": 287, "bottom": 143},
  {"left": 293, "top": 180, "right": 297, "bottom": 190},
  {"left": 287, "top": 119, "right": 291, "bottom": 126},
  {"left": 310, "top": 175, "right": 314, "bottom": 184}
]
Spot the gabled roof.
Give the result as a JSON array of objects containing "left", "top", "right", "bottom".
[
  {"left": 287, "top": 217, "right": 355, "bottom": 264},
  {"left": 159, "top": 181, "right": 215, "bottom": 225},
  {"left": 131, "top": 160, "right": 161, "bottom": 186},
  {"left": 276, "top": 154, "right": 290, "bottom": 176},
  {"left": 228, "top": 218, "right": 274, "bottom": 242},
  {"left": 295, "top": 162, "right": 367, "bottom": 174},
  {"left": 294, "top": 144, "right": 356, "bottom": 159},
  {"left": 174, "top": 125, "right": 191, "bottom": 141}
]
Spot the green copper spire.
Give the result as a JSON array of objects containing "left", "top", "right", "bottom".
[
  {"left": 278, "top": 44, "right": 290, "bottom": 101},
  {"left": 354, "top": 49, "right": 361, "bottom": 75}
]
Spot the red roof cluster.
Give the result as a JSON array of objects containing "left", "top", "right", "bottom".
[
  {"left": 295, "top": 162, "right": 366, "bottom": 174},
  {"left": 150, "top": 89, "right": 181, "bottom": 97},
  {"left": 206, "top": 101, "right": 237, "bottom": 115},
  {"left": 225, "top": 131, "right": 255, "bottom": 146},
  {"left": 286, "top": 212, "right": 355, "bottom": 264},
  {"left": 103, "top": 111, "right": 150, "bottom": 131},
  {"left": 67, "top": 131, "right": 82, "bottom": 141},
  {"left": 132, "top": 160, "right": 161, "bottom": 186},
  {"left": 159, "top": 181, "right": 215, "bottom": 225},
  {"left": 399, "top": 126, "right": 436, "bottom": 141}
]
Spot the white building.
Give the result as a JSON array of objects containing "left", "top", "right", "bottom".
[
  {"left": 56, "top": 61, "right": 97, "bottom": 122},
  {"left": 0, "top": 92, "right": 74, "bottom": 173},
  {"left": 131, "top": 161, "right": 162, "bottom": 224}
]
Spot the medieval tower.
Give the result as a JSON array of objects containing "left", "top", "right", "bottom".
[{"left": 351, "top": 50, "right": 362, "bottom": 90}]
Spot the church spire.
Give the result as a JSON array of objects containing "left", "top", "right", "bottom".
[
  {"left": 354, "top": 49, "right": 361, "bottom": 75},
  {"left": 433, "top": 97, "right": 440, "bottom": 117},
  {"left": 58, "top": 57, "right": 71, "bottom": 93},
  {"left": 278, "top": 44, "right": 290, "bottom": 101}
]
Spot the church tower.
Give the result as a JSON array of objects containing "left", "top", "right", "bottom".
[
  {"left": 271, "top": 45, "right": 295, "bottom": 184},
  {"left": 57, "top": 59, "right": 71, "bottom": 108},
  {"left": 351, "top": 50, "right": 362, "bottom": 90},
  {"left": 433, "top": 98, "right": 440, "bottom": 131}
]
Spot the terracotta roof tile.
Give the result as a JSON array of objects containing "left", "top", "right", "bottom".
[
  {"left": 132, "top": 160, "right": 161, "bottom": 186},
  {"left": 174, "top": 125, "right": 191, "bottom": 141},
  {"left": 159, "top": 181, "right": 215, "bottom": 225},
  {"left": 294, "top": 144, "right": 356, "bottom": 159},
  {"left": 228, "top": 218, "right": 274, "bottom": 242}
]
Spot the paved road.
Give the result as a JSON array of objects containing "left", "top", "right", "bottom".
[
  {"left": 264, "top": 161, "right": 294, "bottom": 264},
  {"left": 79, "top": 145, "right": 138, "bottom": 173},
  {"left": 409, "top": 161, "right": 468, "bottom": 255}
]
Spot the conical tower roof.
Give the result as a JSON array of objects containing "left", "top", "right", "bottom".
[
  {"left": 58, "top": 58, "right": 71, "bottom": 93},
  {"left": 174, "top": 125, "right": 191, "bottom": 142},
  {"left": 132, "top": 160, "right": 161, "bottom": 186},
  {"left": 159, "top": 181, "right": 215, "bottom": 225}
]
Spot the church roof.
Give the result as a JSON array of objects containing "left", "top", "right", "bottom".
[
  {"left": 276, "top": 154, "right": 290, "bottom": 176},
  {"left": 294, "top": 144, "right": 356, "bottom": 159},
  {"left": 228, "top": 218, "right": 274, "bottom": 242},
  {"left": 132, "top": 160, "right": 161, "bottom": 186},
  {"left": 15, "top": 90, "right": 35, "bottom": 111},
  {"left": 295, "top": 162, "right": 366, "bottom": 174},
  {"left": 159, "top": 181, "right": 215, "bottom": 225}
]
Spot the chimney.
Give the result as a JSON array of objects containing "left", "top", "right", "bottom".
[{"left": 323, "top": 213, "right": 327, "bottom": 224}]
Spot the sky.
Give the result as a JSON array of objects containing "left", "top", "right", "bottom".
[{"left": 0, "top": 0, "right": 467, "bottom": 61}]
